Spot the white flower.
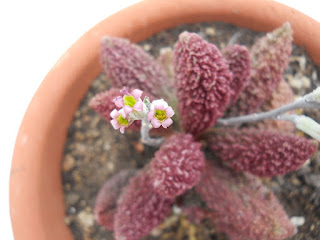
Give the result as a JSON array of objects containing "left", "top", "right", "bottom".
[{"left": 147, "top": 99, "right": 174, "bottom": 128}]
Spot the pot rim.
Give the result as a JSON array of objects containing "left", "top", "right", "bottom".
[{"left": 10, "top": 0, "right": 320, "bottom": 239}]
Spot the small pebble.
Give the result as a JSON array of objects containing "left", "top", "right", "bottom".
[
  {"left": 172, "top": 205, "right": 182, "bottom": 215},
  {"left": 312, "top": 70, "right": 317, "bottom": 81},
  {"left": 107, "top": 162, "right": 115, "bottom": 171},
  {"left": 135, "top": 142, "right": 144, "bottom": 153},
  {"left": 290, "top": 216, "right": 305, "bottom": 227},
  {"left": 66, "top": 192, "right": 80, "bottom": 205},
  {"left": 86, "top": 129, "right": 100, "bottom": 139},
  {"left": 310, "top": 224, "right": 315, "bottom": 231},
  {"left": 73, "top": 170, "right": 82, "bottom": 183},
  {"left": 75, "top": 131, "right": 85, "bottom": 141},
  {"left": 150, "top": 228, "right": 162, "bottom": 237},
  {"left": 143, "top": 43, "right": 152, "bottom": 51},
  {"left": 291, "top": 176, "right": 301, "bottom": 186},
  {"left": 69, "top": 206, "right": 76, "bottom": 215},
  {"left": 205, "top": 27, "right": 216, "bottom": 36},
  {"left": 63, "top": 155, "right": 76, "bottom": 172},
  {"left": 77, "top": 210, "right": 94, "bottom": 229}
]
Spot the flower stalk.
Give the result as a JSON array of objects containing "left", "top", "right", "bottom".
[
  {"left": 217, "top": 87, "right": 320, "bottom": 141},
  {"left": 218, "top": 87, "right": 320, "bottom": 125}
]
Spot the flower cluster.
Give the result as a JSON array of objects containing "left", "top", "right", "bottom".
[
  {"left": 106, "top": 87, "right": 174, "bottom": 134},
  {"left": 89, "top": 23, "right": 320, "bottom": 240}
]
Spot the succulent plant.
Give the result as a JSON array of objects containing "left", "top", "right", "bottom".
[{"left": 90, "top": 23, "right": 320, "bottom": 240}]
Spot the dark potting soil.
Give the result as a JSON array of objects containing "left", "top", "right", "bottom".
[{"left": 62, "top": 22, "right": 320, "bottom": 240}]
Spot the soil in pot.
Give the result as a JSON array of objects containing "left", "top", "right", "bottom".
[{"left": 62, "top": 22, "right": 320, "bottom": 240}]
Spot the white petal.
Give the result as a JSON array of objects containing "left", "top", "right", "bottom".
[
  {"left": 110, "top": 109, "right": 119, "bottom": 119},
  {"left": 110, "top": 119, "right": 120, "bottom": 129},
  {"left": 165, "top": 106, "right": 174, "bottom": 118},
  {"left": 151, "top": 118, "right": 161, "bottom": 128},
  {"left": 162, "top": 118, "right": 173, "bottom": 128},
  {"left": 131, "top": 89, "right": 143, "bottom": 100}
]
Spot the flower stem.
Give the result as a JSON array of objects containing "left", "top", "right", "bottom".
[{"left": 217, "top": 87, "right": 320, "bottom": 126}]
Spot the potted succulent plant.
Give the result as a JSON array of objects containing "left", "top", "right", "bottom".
[{"left": 9, "top": 0, "right": 320, "bottom": 240}]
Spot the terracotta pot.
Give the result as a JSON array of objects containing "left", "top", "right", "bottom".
[{"left": 9, "top": 0, "right": 320, "bottom": 239}]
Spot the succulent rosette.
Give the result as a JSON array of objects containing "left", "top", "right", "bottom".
[{"left": 89, "top": 23, "right": 320, "bottom": 240}]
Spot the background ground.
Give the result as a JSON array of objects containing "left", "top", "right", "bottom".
[{"left": 0, "top": 1, "right": 319, "bottom": 239}]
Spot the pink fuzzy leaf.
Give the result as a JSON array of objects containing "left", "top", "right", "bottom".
[
  {"left": 222, "top": 44, "right": 251, "bottom": 107},
  {"left": 89, "top": 88, "right": 122, "bottom": 121},
  {"left": 205, "top": 128, "right": 318, "bottom": 177},
  {"left": 230, "top": 22, "right": 293, "bottom": 115},
  {"left": 195, "top": 160, "right": 297, "bottom": 240},
  {"left": 173, "top": 32, "right": 232, "bottom": 136},
  {"left": 114, "top": 167, "right": 173, "bottom": 240},
  {"left": 151, "top": 133, "right": 205, "bottom": 198},
  {"left": 94, "top": 169, "right": 137, "bottom": 231},
  {"left": 253, "top": 79, "right": 295, "bottom": 132},
  {"left": 101, "top": 36, "right": 169, "bottom": 98}
]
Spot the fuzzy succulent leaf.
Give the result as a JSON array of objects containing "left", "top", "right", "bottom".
[
  {"left": 173, "top": 32, "right": 232, "bottom": 136},
  {"left": 205, "top": 128, "right": 318, "bottom": 177},
  {"left": 195, "top": 160, "right": 297, "bottom": 240},
  {"left": 89, "top": 88, "right": 121, "bottom": 121},
  {"left": 253, "top": 79, "right": 295, "bottom": 132},
  {"left": 151, "top": 133, "right": 205, "bottom": 198},
  {"left": 157, "top": 47, "right": 174, "bottom": 80},
  {"left": 114, "top": 167, "right": 173, "bottom": 240},
  {"left": 230, "top": 22, "right": 293, "bottom": 115},
  {"left": 222, "top": 44, "right": 251, "bottom": 107},
  {"left": 94, "top": 169, "right": 137, "bottom": 231},
  {"left": 101, "top": 36, "right": 169, "bottom": 98}
]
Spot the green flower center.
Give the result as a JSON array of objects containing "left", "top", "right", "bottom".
[
  {"left": 117, "top": 114, "right": 129, "bottom": 126},
  {"left": 123, "top": 95, "right": 136, "bottom": 108},
  {"left": 155, "top": 110, "right": 167, "bottom": 122}
]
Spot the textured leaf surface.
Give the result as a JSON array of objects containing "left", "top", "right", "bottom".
[
  {"left": 101, "top": 36, "right": 169, "bottom": 98},
  {"left": 195, "top": 160, "right": 297, "bottom": 240},
  {"left": 205, "top": 128, "right": 318, "bottom": 177},
  {"left": 114, "top": 167, "right": 173, "bottom": 240},
  {"left": 173, "top": 32, "right": 232, "bottom": 135},
  {"left": 94, "top": 170, "right": 136, "bottom": 230},
  {"left": 253, "top": 79, "right": 295, "bottom": 132},
  {"left": 151, "top": 133, "right": 205, "bottom": 198},
  {"left": 230, "top": 23, "right": 293, "bottom": 115},
  {"left": 222, "top": 44, "right": 251, "bottom": 107}
]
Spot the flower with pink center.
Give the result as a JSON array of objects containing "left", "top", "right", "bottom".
[
  {"left": 110, "top": 109, "right": 132, "bottom": 134},
  {"left": 113, "top": 87, "right": 146, "bottom": 120},
  {"left": 147, "top": 99, "right": 174, "bottom": 128}
]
